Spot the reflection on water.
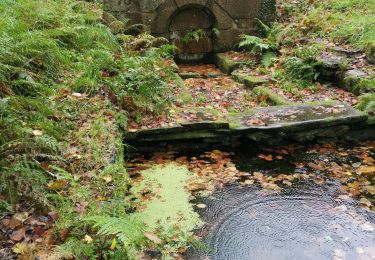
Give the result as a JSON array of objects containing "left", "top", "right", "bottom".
[{"left": 189, "top": 182, "right": 375, "bottom": 260}]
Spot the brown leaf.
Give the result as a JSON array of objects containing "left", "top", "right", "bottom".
[
  {"left": 258, "top": 154, "right": 273, "bottom": 161},
  {"left": 60, "top": 228, "right": 70, "bottom": 242},
  {"left": 358, "top": 166, "right": 375, "bottom": 175},
  {"left": 10, "top": 228, "right": 26, "bottom": 242},
  {"left": 246, "top": 118, "right": 267, "bottom": 126},
  {"left": 75, "top": 201, "right": 88, "bottom": 217},
  {"left": 144, "top": 232, "right": 162, "bottom": 244},
  {"left": 48, "top": 211, "right": 58, "bottom": 221}
]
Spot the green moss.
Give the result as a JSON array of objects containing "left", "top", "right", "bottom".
[
  {"left": 253, "top": 86, "right": 294, "bottom": 106},
  {"left": 214, "top": 53, "right": 243, "bottom": 74},
  {"left": 109, "top": 20, "right": 125, "bottom": 34},
  {"left": 232, "top": 72, "right": 268, "bottom": 89}
]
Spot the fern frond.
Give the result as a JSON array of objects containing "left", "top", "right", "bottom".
[
  {"left": 85, "top": 215, "right": 146, "bottom": 246},
  {"left": 238, "top": 35, "right": 270, "bottom": 53}
]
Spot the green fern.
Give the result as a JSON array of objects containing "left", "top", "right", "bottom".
[
  {"left": 237, "top": 35, "right": 270, "bottom": 54},
  {"left": 85, "top": 215, "right": 146, "bottom": 246},
  {"left": 182, "top": 29, "right": 206, "bottom": 45}
]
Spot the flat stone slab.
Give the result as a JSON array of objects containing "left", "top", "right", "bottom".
[
  {"left": 233, "top": 103, "right": 367, "bottom": 132},
  {"left": 125, "top": 103, "right": 368, "bottom": 144}
]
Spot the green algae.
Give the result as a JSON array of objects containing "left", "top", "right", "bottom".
[{"left": 133, "top": 163, "right": 203, "bottom": 235}]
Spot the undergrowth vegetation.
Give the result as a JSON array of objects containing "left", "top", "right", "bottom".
[
  {"left": 239, "top": 0, "right": 374, "bottom": 95},
  {"left": 0, "top": 0, "right": 178, "bottom": 258}
]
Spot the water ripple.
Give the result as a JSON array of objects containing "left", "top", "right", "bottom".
[{"left": 189, "top": 183, "right": 375, "bottom": 260}]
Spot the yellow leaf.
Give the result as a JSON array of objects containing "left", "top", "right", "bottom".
[
  {"left": 101, "top": 176, "right": 112, "bottom": 183},
  {"left": 13, "top": 212, "right": 29, "bottom": 222},
  {"left": 84, "top": 235, "right": 93, "bottom": 244},
  {"left": 32, "top": 130, "right": 43, "bottom": 136},
  {"left": 12, "top": 243, "right": 27, "bottom": 254},
  {"left": 47, "top": 179, "right": 68, "bottom": 190},
  {"left": 358, "top": 166, "right": 375, "bottom": 175},
  {"left": 110, "top": 238, "right": 116, "bottom": 250}
]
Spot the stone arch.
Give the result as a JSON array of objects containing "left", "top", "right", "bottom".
[
  {"left": 151, "top": 0, "right": 235, "bottom": 59},
  {"left": 168, "top": 4, "right": 217, "bottom": 58},
  {"left": 150, "top": 0, "right": 233, "bottom": 35}
]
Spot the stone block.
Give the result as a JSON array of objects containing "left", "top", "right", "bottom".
[{"left": 232, "top": 71, "right": 269, "bottom": 89}]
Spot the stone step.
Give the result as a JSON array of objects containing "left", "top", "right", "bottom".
[{"left": 125, "top": 102, "right": 372, "bottom": 151}]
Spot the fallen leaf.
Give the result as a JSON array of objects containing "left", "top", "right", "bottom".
[
  {"left": 10, "top": 227, "right": 26, "bottom": 242},
  {"left": 196, "top": 204, "right": 207, "bottom": 209},
  {"left": 60, "top": 228, "right": 70, "bottom": 242},
  {"left": 13, "top": 212, "right": 29, "bottom": 222},
  {"left": 258, "top": 154, "right": 273, "bottom": 161},
  {"left": 32, "top": 130, "right": 43, "bottom": 136},
  {"left": 48, "top": 211, "right": 58, "bottom": 221},
  {"left": 12, "top": 243, "right": 27, "bottom": 254},
  {"left": 244, "top": 179, "right": 255, "bottom": 185},
  {"left": 360, "top": 197, "right": 372, "bottom": 207},
  {"left": 84, "top": 235, "right": 93, "bottom": 244},
  {"left": 47, "top": 179, "right": 68, "bottom": 190},
  {"left": 110, "top": 238, "right": 117, "bottom": 250},
  {"left": 358, "top": 166, "right": 375, "bottom": 175},
  {"left": 144, "top": 232, "right": 162, "bottom": 244},
  {"left": 101, "top": 176, "right": 112, "bottom": 183},
  {"left": 72, "top": 92, "right": 83, "bottom": 97}
]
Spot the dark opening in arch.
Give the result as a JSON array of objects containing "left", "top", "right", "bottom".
[{"left": 168, "top": 5, "right": 216, "bottom": 62}]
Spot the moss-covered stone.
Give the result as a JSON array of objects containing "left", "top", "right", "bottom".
[
  {"left": 366, "top": 43, "right": 375, "bottom": 64},
  {"left": 179, "top": 72, "right": 203, "bottom": 79},
  {"left": 317, "top": 53, "right": 348, "bottom": 81},
  {"left": 252, "top": 86, "right": 294, "bottom": 106},
  {"left": 214, "top": 53, "right": 243, "bottom": 74},
  {"left": 109, "top": 20, "right": 125, "bottom": 34},
  {"left": 102, "top": 11, "right": 118, "bottom": 26},
  {"left": 232, "top": 71, "right": 268, "bottom": 89},
  {"left": 151, "top": 37, "right": 169, "bottom": 48},
  {"left": 342, "top": 69, "right": 373, "bottom": 95},
  {"left": 124, "top": 24, "right": 147, "bottom": 36}
]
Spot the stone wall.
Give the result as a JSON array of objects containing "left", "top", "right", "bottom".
[{"left": 104, "top": 0, "right": 276, "bottom": 55}]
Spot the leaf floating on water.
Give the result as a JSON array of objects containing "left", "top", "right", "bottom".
[
  {"left": 258, "top": 154, "right": 273, "bottom": 161},
  {"left": 196, "top": 204, "right": 207, "bottom": 209}
]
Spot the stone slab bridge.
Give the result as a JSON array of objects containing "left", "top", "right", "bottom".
[
  {"left": 125, "top": 103, "right": 375, "bottom": 152},
  {"left": 104, "top": 0, "right": 275, "bottom": 58}
]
